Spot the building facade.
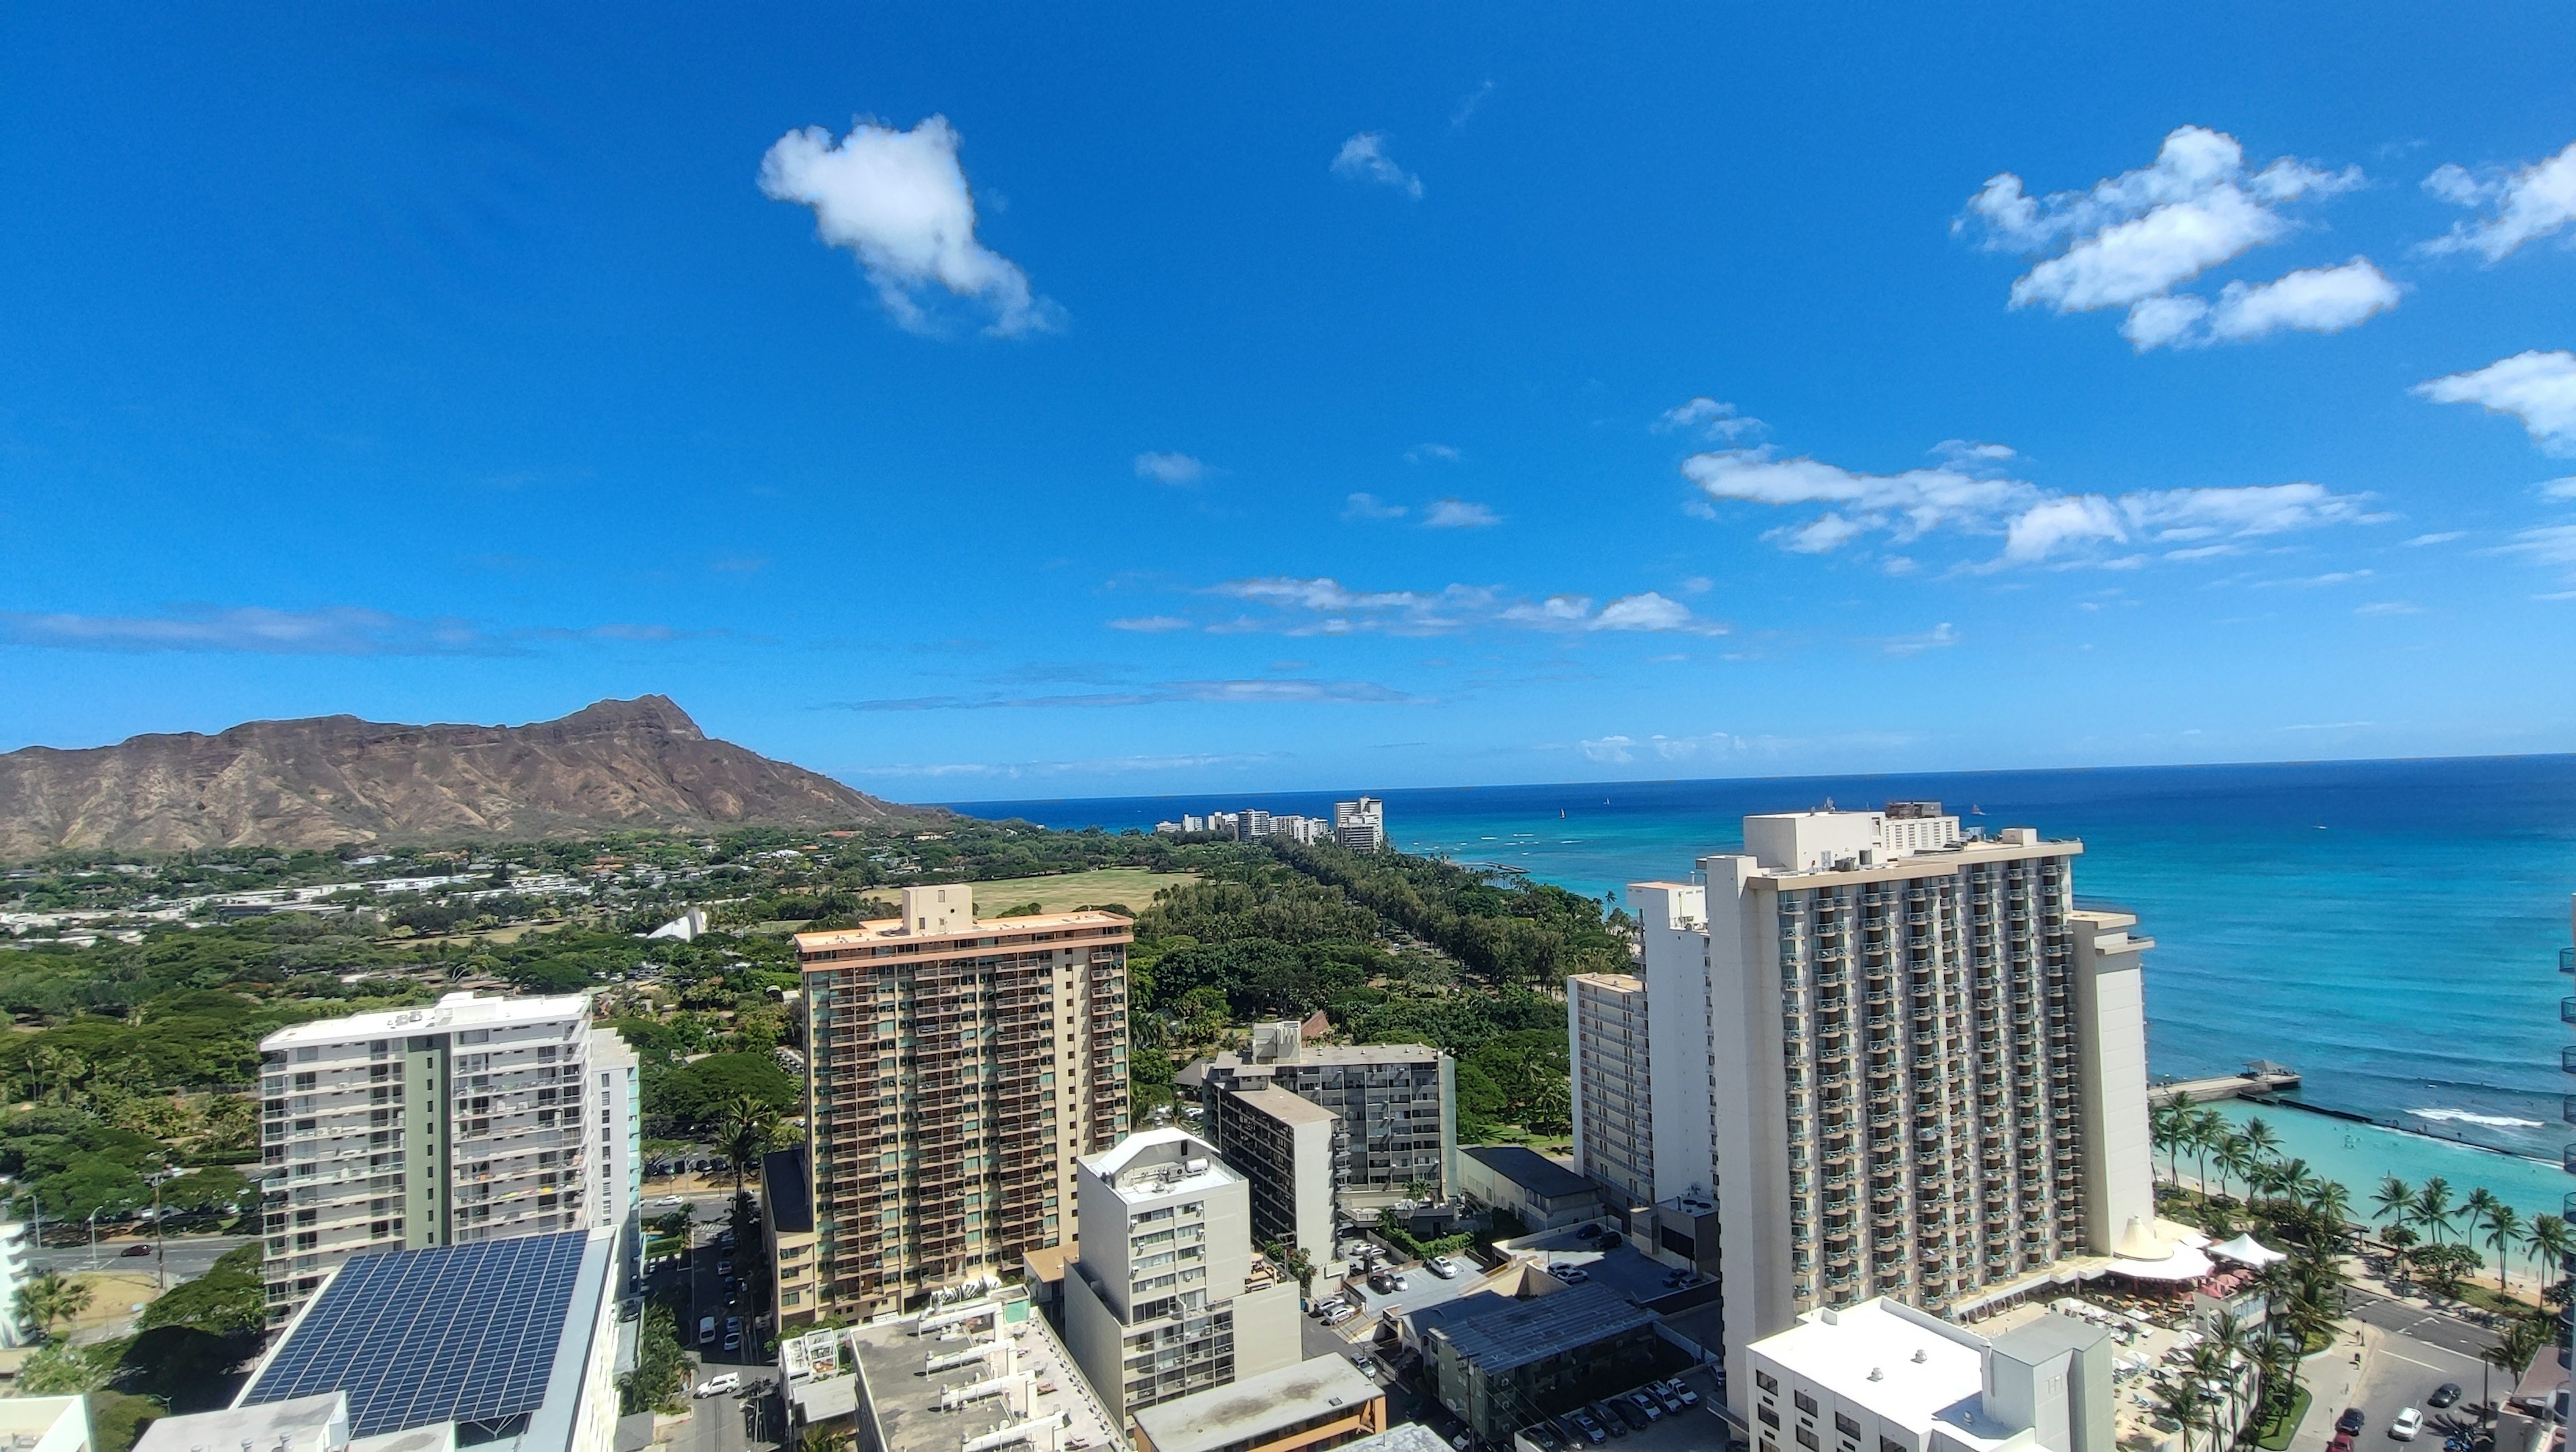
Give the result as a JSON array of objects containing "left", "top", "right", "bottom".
[
  {"left": 1, "top": 1219, "right": 34, "bottom": 1347},
  {"left": 1332, "top": 798, "right": 1385, "bottom": 853},
  {"left": 762, "top": 1147, "right": 819, "bottom": 1331},
  {"left": 1566, "top": 973, "right": 1654, "bottom": 1207},
  {"left": 1629, "top": 805, "right": 2154, "bottom": 1406},
  {"left": 796, "top": 886, "right": 1132, "bottom": 1317},
  {"left": 1199, "top": 1027, "right": 1455, "bottom": 1209},
  {"left": 1061, "top": 1129, "right": 1301, "bottom": 1421},
  {"left": 256, "top": 992, "right": 637, "bottom": 1323},
  {"left": 1417, "top": 1283, "right": 1666, "bottom": 1444},
  {"left": 1744, "top": 1298, "right": 2120, "bottom": 1452},
  {"left": 1203, "top": 1086, "right": 1342, "bottom": 1280}
]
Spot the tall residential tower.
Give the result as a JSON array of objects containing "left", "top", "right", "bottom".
[
  {"left": 1622, "top": 805, "right": 2154, "bottom": 1408},
  {"left": 796, "top": 886, "right": 1132, "bottom": 1317},
  {"left": 256, "top": 992, "right": 639, "bottom": 1323}
]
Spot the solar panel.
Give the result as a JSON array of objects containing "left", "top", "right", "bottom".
[{"left": 244, "top": 1231, "right": 592, "bottom": 1437}]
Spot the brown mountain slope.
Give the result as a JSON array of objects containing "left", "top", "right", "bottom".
[{"left": 0, "top": 695, "right": 925, "bottom": 856}]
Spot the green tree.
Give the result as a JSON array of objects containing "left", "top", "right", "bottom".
[
  {"left": 2479, "top": 1201, "right": 2525, "bottom": 1294},
  {"left": 15, "top": 1341, "right": 111, "bottom": 1394},
  {"left": 619, "top": 1306, "right": 690, "bottom": 1414},
  {"left": 2413, "top": 1178, "right": 2456, "bottom": 1248},
  {"left": 137, "top": 1244, "right": 266, "bottom": 1339},
  {"left": 2482, "top": 1314, "right": 2551, "bottom": 1424},
  {"left": 13, "top": 1270, "right": 91, "bottom": 1342},
  {"left": 2522, "top": 1214, "right": 2572, "bottom": 1291}
]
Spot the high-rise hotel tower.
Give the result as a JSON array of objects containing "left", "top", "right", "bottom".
[
  {"left": 796, "top": 885, "right": 1132, "bottom": 1317},
  {"left": 1615, "top": 805, "right": 2154, "bottom": 1408}
]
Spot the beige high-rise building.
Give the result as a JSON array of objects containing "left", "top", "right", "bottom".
[
  {"left": 1631, "top": 805, "right": 2154, "bottom": 1412},
  {"left": 796, "top": 886, "right": 1132, "bottom": 1316},
  {"left": 255, "top": 992, "right": 638, "bottom": 1324},
  {"left": 1566, "top": 972, "right": 1653, "bottom": 1207}
]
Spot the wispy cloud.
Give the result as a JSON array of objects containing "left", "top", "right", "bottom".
[
  {"left": 2355, "top": 601, "right": 2423, "bottom": 616},
  {"left": 1450, "top": 80, "right": 1495, "bottom": 131},
  {"left": 827, "top": 678, "right": 1421, "bottom": 711},
  {"left": 1657, "top": 397, "right": 1765, "bottom": 442},
  {"left": 1405, "top": 443, "right": 1462, "bottom": 464},
  {"left": 1422, "top": 498, "right": 1500, "bottom": 529},
  {"left": 1957, "top": 125, "right": 2383, "bottom": 351},
  {"left": 1106, "top": 615, "right": 1193, "bottom": 633},
  {"left": 1332, "top": 133, "right": 1422, "bottom": 199},
  {"left": 757, "top": 115, "right": 1054, "bottom": 337},
  {"left": 1344, "top": 492, "right": 1409, "bottom": 521},
  {"left": 1683, "top": 437, "right": 2373, "bottom": 567},
  {"left": 2420, "top": 140, "right": 2576, "bottom": 261},
  {"left": 2404, "top": 531, "right": 2467, "bottom": 546},
  {"left": 0, "top": 606, "right": 708, "bottom": 656},
  {"left": 2415, "top": 351, "right": 2576, "bottom": 454},
  {"left": 1199, "top": 577, "right": 1723, "bottom": 637},
  {"left": 2544, "top": 477, "right": 2576, "bottom": 501},
  {"left": 1881, "top": 622, "right": 1960, "bottom": 656},
  {"left": 850, "top": 751, "right": 1284, "bottom": 781},
  {"left": 2495, "top": 525, "right": 2576, "bottom": 567},
  {"left": 1134, "top": 451, "right": 1206, "bottom": 484}
]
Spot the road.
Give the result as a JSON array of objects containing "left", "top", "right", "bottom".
[
  {"left": 31, "top": 1233, "right": 251, "bottom": 1281},
  {"left": 2344, "top": 1290, "right": 2503, "bottom": 1362}
]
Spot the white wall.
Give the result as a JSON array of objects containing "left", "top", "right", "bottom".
[
  {"left": 1702, "top": 853, "right": 1790, "bottom": 1415},
  {"left": 1631, "top": 882, "right": 1713, "bottom": 1206},
  {"left": 2070, "top": 914, "right": 2155, "bottom": 1253}
]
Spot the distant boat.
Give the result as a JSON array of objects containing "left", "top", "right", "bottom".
[
  {"left": 1560, "top": 809, "right": 1566, "bottom": 819},
  {"left": 1969, "top": 804, "right": 1984, "bottom": 815}
]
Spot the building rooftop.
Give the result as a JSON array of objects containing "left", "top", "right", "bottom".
[
  {"left": 1131, "top": 1355, "right": 1381, "bottom": 1452},
  {"left": 1463, "top": 1145, "right": 1594, "bottom": 1202},
  {"left": 265, "top": 992, "right": 590, "bottom": 1047},
  {"left": 1989, "top": 1310, "right": 2115, "bottom": 1364},
  {"left": 1425, "top": 1282, "right": 1656, "bottom": 1373},
  {"left": 1750, "top": 1299, "right": 2017, "bottom": 1452},
  {"left": 1568, "top": 972, "right": 1644, "bottom": 992},
  {"left": 1335, "top": 1427, "right": 1451, "bottom": 1452},
  {"left": 239, "top": 1229, "right": 612, "bottom": 1449},
  {"left": 793, "top": 909, "right": 1130, "bottom": 953},
  {"left": 1083, "top": 1128, "right": 1240, "bottom": 1203},
  {"left": 136, "top": 1393, "right": 347, "bottom": 1452},
  {"left": 1208, "top": 1042, "right": 1444, "bottom": 1070},
  {"left": 1225, "top": 1085, "right": 1340, "bottom": 1126},
  {"left": 763, "top": 1148, "right": 812, "bottom": 1235},
  {"left": 812, "top": 1302, "right": 1118, "bottom": 1452},
  {"left": 3, "top": 1396, "right": 96, "bottom": 1452}
]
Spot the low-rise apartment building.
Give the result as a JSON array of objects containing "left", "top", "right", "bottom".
[
  {"left": 1199, "top": 1025, "right": 1454, "bottom": 1210},
  {"left": 1203, "top": 1086, "right": 1342, "bottom": 1280}
]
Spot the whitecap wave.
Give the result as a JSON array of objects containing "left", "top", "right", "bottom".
[{"left": 2409, "top": 1108, "right": 2543, "bottom": 1129}]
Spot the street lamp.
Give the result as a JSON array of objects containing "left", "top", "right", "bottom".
[{"left": 86, "top": 1208, "right": 100, "bottom": 1271}]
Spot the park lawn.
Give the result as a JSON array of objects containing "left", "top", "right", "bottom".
[
  {"left": 2251, "top": 1387, "right": 2313, "bottom": 1451},
  {"left": 965, "top": 868, "right": 1198, "bottom": 915}
]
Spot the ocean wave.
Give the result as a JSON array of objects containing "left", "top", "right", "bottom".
[{"left": 2410, "top": 1108, "right": 2544, "bottom": 1129}]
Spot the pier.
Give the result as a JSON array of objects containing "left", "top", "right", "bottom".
[{"left": 2149, "top": 1061, "right": 2300, "bottom": 1108}]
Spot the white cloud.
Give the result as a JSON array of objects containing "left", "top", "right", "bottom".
[
  {"left": 1134, "top": 451, "right": 1205, "bottom": 484},
  {"left": 2414, "top": 351, "right": 2576, "bottom": 454},
  {"left": 758, "top": 115, "right": 1051, "bottom": 336},
  {"left": 2544, "top": 477, "right": 2576, "bottom": 501},
  {"left": 2404, "top": 531, "right": 2467, "bottom": 546},
  {"left": 0, "top": 606, "right": 704, "bottom": 656},
  {"left": 2421, "top": 141, "right": 2576, "bottom": 260},
  {"left": 2202, "top": 259, "right": 2402, "bottom": 343},
  {"left": 1882, "top": 623, "right": 1960, "bottom": 656},
  {"left": 1343, "top": 492, "right": 1408, "bottom": 521},
  {"left": 1106, "top": 615, "right": 1193, "bottom": 633},
  {"left": 1450, "top": 81, "right": 1495, "bottom": 131},
  {"left": 1658, "top": 397, "right": 1766, "bottom": 442},
  {"left": 2355, "top": 601, "right": 2423, "bottom": 616},
  {"left": 1203, "top": 578, "right": 1722, "bottom": 637},
  {"left": 1684, "top": 444, "right": 2371, "bottom": 566},
  {"left": 2496, "top": 525, "right": 2576, "bottom": 566},
  {"left": 1405, "top": 443, "right": 1463, "bottom": 464},
  {"left": 1961, "top": 125, "right": 2373, "bottom": 347},
  {"left": 1332, "top": 133, "right": 1422, "bottom": 199},
  {"left": 1933, "top": 439, "right": 2017, "bottom": 464},
  {"left": 1423, "top": 498, "right": 1500, "bottom": 529},
  {"left": 832, "top": 677, "right": 1420, "bottom": 711}
]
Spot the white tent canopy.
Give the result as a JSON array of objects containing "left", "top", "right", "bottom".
[
  {"left": 2210, "top": 1233, "right": 2286, "bottom": 1267},
  {"left": 2111, "top": 1243, "right": 2214, "bottom": 1283}
]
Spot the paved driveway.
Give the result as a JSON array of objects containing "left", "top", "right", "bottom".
[{"left": 2344, "top": 1290, "right": 2503, "bottom": 1362}]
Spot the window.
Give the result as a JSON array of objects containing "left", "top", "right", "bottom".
[
  {"left": 1882, "top": 1440, "right": 1908, "bottom": 1452},
  {"left": 1794, "top": 1392, "right": 1818, "bottom": 1416},
  {"left": 1759, "top": 1409, "right": 1780, "bottom": 1429},
  {"left": 1757, "top": 1371, "right": 1780, "bottom": 1394},
  {"left": 1796, "top": 1431, "right": 1819, "bottom": 1451},
  {"left": 1836, "top": 1416, "right": 1860, "bottom": 1439}
]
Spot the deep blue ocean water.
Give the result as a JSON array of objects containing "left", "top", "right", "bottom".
[{"left": 953, "top": 757, "right": 2576, "bottom": 1191}]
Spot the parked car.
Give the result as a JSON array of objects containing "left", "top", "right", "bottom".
[
  {"left": 724, "top": 1316, "right": 742, "bottom": 1336},
  {"left": 1627, "top": 1392, "right": 1664, "bottom": 1422},
  {"left": 693, "top": 1373, "right": 742, "bottom": 1399},
  {"left": 2428, "top": 1386, "right": 2463, "bottom": 1410},
  {"left": 1428, "top": 1255, "right": 1460, "bottom": 1279},
  {"left": 1558, "top": 1268, "right": 1592, "bottom": 1284},
  {"left": 698, "top": 1316, "right": 716, "bottom": 1345},
  {"left": 1325, "top": 1306, "right": 1358, "bottom": 1327},
  {"left": 2392, "top": 1408, "right": 2424, "bottom": 1442},
  {"left": 717, "top": 1259, "right": 733, "bottom": 1276},
  {"left": 2340, "top": 1410, "right": 2369, "bottom": 1437},
  {"left": 1350, "top": 1353, "right": 1374, "bottom": 1372},
  {"left": 1391, "top": 1272, "right": 1410, "bottom": 1290},
  {"left": 722, "top": 1333, "right": 741, "bottom": 1353},
  {"left": 1575, "top": 1224, "right": 1603, "bottom": 1240},
  {"left": 1567, "top": 1414, "right": 1606, "bottom": 1445},
  {"left": 1599, "top": 1231, "right": 1623, "bottom": 1249},
  {"left": 1607, "top": 1401, "right": 1648, "bottom": 1433},
  {"left": 1368, "top": 1272, "right": 1395, "bottom": 1294}
]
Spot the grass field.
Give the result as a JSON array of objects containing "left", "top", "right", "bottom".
[{"left": 967, "top": 868, "right": 1197, "bottom": 914}]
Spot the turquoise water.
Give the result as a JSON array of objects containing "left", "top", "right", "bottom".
[
  {"left": 2204, "top": 1100, "right": 2570, "bottom": 1230},
  {"left": 954, "top": 757, "right": 2576, "bottom": 1182}
]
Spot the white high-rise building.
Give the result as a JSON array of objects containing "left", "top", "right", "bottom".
[
  {"left": 0, "top": 1220, "right": 35, "bottom": 1347},
  {"left": 256, "top": 992, "right": 639, "bottom": 1323},
  {"left": 1061, "top": 1128, "right": 1301, "bottom": 1422},
  {"left": 1627, "top": 804, "right": 2155, "bottom": 1410},
  {"left": 1332, "top": 797, "right": 1385, "bottom": 853},
  {"left": 1567, "top": 973, "right": 1654, "bottom": 1207}
]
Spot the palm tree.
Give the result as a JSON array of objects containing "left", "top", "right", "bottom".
[
  {"left": 2462, "top": 1188, "right": 2500, "bottom": 1247},
  {"left": 2414, "top": 1178, "right": 2456, "bottom": 1248},
  {"left": 2241, "top": 1116, "right": 2282, "bottom": 1165},
  {"left": 2214, "top": 1134, "right": 2253, "bottom": 1204},
  {"left": 2479, "top": 1202, "right": 2526, "bottom": 1294},
  {"left": 2523, "top": 1213, "right": 2572, "bottom": 1290},
  {"left": 2381, "top": 1225, "right": 2420, "bottom": 1286},
  {"left": 714, "top": 1092, "right": 784, "bottom": 1198},
  {"left": 2153, "top": 1097, "right": 2190, "bottom": 1186},
  {"left": 2150, "top": 1371, "right": 2214, "bottom": 1452},
  {"left": 2308, "top": 1178, "right": 2353, "bottom": 1246},
  {"left": 2481, "top": 1314, "right": 2551, "bottom": 1426},
  {"left": 11, "top": 1272, "right": 91, "bottom": 1342},
  {"left": 2371, "top": 1176, "right": 2417, "bottom": 1232},
  {"left": 2191, "top": 1108, "right": 2227, "bottom": 1193}
]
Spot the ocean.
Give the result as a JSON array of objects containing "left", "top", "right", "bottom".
[{"left": 953, "top": 756, "right": 2576, "bottom": 1220}]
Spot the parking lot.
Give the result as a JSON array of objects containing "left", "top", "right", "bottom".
[
  {"left": 1324, "top": 1249, "right": 1485, "bottom": 1339},
  {"left": 1511, "top": 1225, "right": 1705, "bottom": 1304},
  {"left": 1521, "top": 1364, "right": 1729, "bottom": 1452}
]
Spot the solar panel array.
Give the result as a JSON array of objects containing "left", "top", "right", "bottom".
[{"left": 245, "top": 1231, "right": 590, "bottom": 1437}]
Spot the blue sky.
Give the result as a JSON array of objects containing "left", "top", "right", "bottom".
[{"left": 5, "top": 6, "right": 2575, "bottom": 802}]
